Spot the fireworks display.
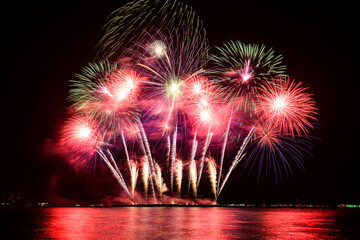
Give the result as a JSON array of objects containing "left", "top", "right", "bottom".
[{"left": 58, "top": 0, "right": 318, "bottom": 204}]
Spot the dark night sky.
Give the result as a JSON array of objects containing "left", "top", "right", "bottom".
[{"left": 3, "top": 1, "right": 359, "bottom": 205}]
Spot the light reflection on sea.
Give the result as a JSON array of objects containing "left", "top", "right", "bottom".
[{"left": 2, "top": 207, "right": 359, "bottom": 239}]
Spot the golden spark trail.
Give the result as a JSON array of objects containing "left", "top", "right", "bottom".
[
  {"left": 188, "top": 132, "right": 198, "bottom": 195},
  {"left": 197, "top": 127, "right": 213, "bottom": 191},
  {"left": 207, "top": 157, "right": 217, "bottom": 198},
  {"left": 189, "top": 159, "right": 197, "bottom": 198},
  {"left": 170, "top": 122, "right": 177, "bottom": 192},
  {"left": 142, "top": 160, "right": 149, "bottom": 197},
  {"left": 137, "top": 131, "right": 156, "bottom": 202},
  {"left": 130, "top": 160, "right": 138, "bottom": 199},
  {"left": 155, "top": 162, "right": 166, "bottom": 197},
  {"left": 175, "top": 159, "right": 183, "bottom": 195}
]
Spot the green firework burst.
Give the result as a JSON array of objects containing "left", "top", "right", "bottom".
[
  {"left": 95, "top": 0, "right": 208, "bottom": 62},
  {"left": 210, "top": 40, "right": 287, "bottom": 110},
  {"left": 68, "top": 61, "right": 140, "bottom": 139}
]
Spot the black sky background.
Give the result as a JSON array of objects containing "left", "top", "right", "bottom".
[{"left": 2, "top": 1, "right": 359, "bottom": 205}]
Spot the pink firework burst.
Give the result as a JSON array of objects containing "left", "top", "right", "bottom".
[
  {"left": 82, "top": 68, "right": 145, "bottom": 138},
  {"left": 239, "top": 59, "right": 254, "bottom": 82},
  {"left": 103, "top": 68, "right": 144, "bottom": 108},
  {"left": 257, "top": 77, "right": 317, "bottom": 136},
  {"left": 187, "top": 83, "right": 221, "bottom": 129},
  {"left": 61, "top": 115, "right": 101, "bottom": 155},
  {"left": 183, "top": 75, "right": 209, "bottom": 100}
]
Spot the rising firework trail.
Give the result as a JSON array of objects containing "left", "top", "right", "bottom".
[
  {"left": 121, "top": 130, "right": 131, "bottom": 170},
  {"left": 142, "top": 160, "right": 150, "bottom": 197},
  {"left": 166, "top": 134, "right": 171, "bottom": 166},
  {"left": 207, "top": 157, "right": 217, "bottom": 199},
  {"left": 97, "top": 147, "right": 131, "bottom": 199},
  {"left": 188, "top": 131, "right": 198, "bottom": 195},
  {"left": 129, "top": 160, "right": 139, "bottom": 199},
  {"left": 197, "top": 128, "right": 213, "bottom": 191},
  {"left": 189, "top": 159, "right": 197, "bottom": 198},
  {"left": 170, "top": 122, "right": 177, "bottom": 192},
  {"left": 137, "top": 130, "right": 156, "bottom": 202},
  {"left": 155, "top": 162, "right": 166, "bottom": 197},
  {"left": 217, "top": 126, "right": 254, "bottom": 197},
  {"left": 217, "top": 111, "right": 232, "bottom": 195},
  {"left": 175, "top": 159, "right": 183, "bottom": 195}
]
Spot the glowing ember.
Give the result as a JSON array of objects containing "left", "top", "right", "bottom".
[
  {"left": 78, "top": 126, "right": 91, "bottom": 138},
  {"left": 274, "top": 97, "right": 286, "bottom": 109},
  {"left": 200, "top": 110, "right": 210, "bottom": 121},
  {"left": 193, "top": 84, "right": 201, "bottom": 94},
  {"left": 148, "top": 40, "right": 167, "bottom": 58},
  {"left": 169, "top": 80, "right": 181, "bottom": 96}
]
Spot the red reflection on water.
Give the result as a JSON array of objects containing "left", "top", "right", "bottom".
[
  {"left": 258, "top": 209, "right": 337, "bottom": 239},
  {"left": 35, "top": 207, "right": 342, "bottom": 239},
  {"left": 42, "top": 207, "right": 232, "bottom": 239},
  {"left": 47, "top": 208, "right": 97, "bottom": 239},
  {"left": 169, "top": 207, "right": 231, "bottom": 239}
]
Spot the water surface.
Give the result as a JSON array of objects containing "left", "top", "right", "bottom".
[{"left": 2, "top": 207, "right": 359, "bottom": 239}]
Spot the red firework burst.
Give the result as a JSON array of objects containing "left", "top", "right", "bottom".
[
  {"left": 183, "top": 75, "right": 209, "bottom": 100},
  {"left": 257, "top": 77, "right": 317, "bottom": 136},
  {"left": 186, "top": 82, "right": 220, "bottom": 129},
  {"left": 61, "top": 116, "right": 101, "bottom": 154},
  {"left": 105, "top": 68, "right": 144, "bottom": 107}
]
